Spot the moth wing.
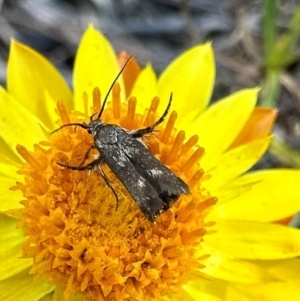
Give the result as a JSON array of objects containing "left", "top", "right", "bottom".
[
  {"left": 118, "top": 131, "right": 190, "bottom": 201},
  {"left": 99, "top": 144, "right": 168, "bottom": 222}
]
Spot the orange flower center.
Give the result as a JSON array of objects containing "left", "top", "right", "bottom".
[{"left": 15, "top": 85, "right": 217, "bottom": 301}]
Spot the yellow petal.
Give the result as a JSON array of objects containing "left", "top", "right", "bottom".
[
  {"left": 197, "top": 88, "right": 258, "bottom": 166},
  {"left": 73, "top": 25, "right": 124, "bottom": 112},
  {"left": 0, "top": 87, "right": 46, "bottom": 157},
  {"left": 228, "top": 260, "right": 300, "bottom": 301},
  {"left": 0, "top": 214, "right": 32, "bottom": 280},
  {"left": 211, "top": 170, "right": 300, "bottom": 222},
  {"left": 204, "top": 136, "right": 272, "bottom": 191},
  {"left": 0, "top": 138, "right": 22, "bottom": 166},
  {"left": 254, "top": 258, "right": 300, "bottom": 280},
  {"left": 39, "top": 293, "right": 54, "bottom": 301},
  {"left": 0, "top": 161, "right": 20, "bottom": 179},
  {"left": 228, "top": 282, "right": 300, "bottom": 301},
  {"left": 0, "top": 175, "right": 22, "bottom": 211},
  {"left": 130, "top": 64, "right": 158, "bottom": 113},
  {"left": 201, "top": 245, "right": 278, "bottom": 283},
  {"left": 183, "top": 280, "right": 224, "bottom": 301},
  {"left": 204, "top": 219, "right": 300, "bottom": 259},
  {"left": 7, "top": 40, "right": 72, "bottom": 128},
  {"left": 52, "top": 286, "right": 84, "bottom": 301},
  {"left": 0, "top": 268, "right": 54, "bottom": 301},
  {"left": 158, "top": 43, "right": 215, "bottom": 135}
]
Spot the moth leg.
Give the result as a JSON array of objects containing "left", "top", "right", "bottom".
[
  {"left": 57, "top": 156, "right": 102, "bottom": 171},
  {"left": 58, "top": 157, "right": 120, "bottom": 209},
  {"left": 78, "top": 145, "right": 97, "bottom": 167},
  {"left": 130, "top": 93, "right": 173, "bottom": 138},
  {"left": 97, "top": 163, "right": 120, "bottom": 210}
]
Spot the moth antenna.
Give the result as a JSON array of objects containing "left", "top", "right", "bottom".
[
  {"left": 97, "top": 55, "right": 133, "bottom": 120},
  {"left": 51, "top": 123, "right": 87, "bottom": 134},
  {"left": 90, "top": 112, "right": 97, "bottom": 122}
]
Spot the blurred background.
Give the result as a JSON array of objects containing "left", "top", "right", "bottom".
[{"left": 0, "top": 0, "right": 300, "bottom": 172}]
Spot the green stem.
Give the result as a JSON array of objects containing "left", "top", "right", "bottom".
[
  {"left": 259, "top": 69, "right": 281, "bottom": 108},
  {"left": 270, "top": 138, "right": 300, "bottom": 167},
  {"left": 263, "top": 0, "right": 278, "bottom": 64}
]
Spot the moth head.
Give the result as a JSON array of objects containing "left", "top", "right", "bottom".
[{"left": 85, "top": 120, "right": 103, "bottom": 135}]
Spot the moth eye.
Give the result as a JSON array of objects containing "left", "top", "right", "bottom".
[{"left": 87, "top": 129, "right": 92, "bottom": 134}]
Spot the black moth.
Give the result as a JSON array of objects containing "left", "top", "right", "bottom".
[{"left": 53, "top": 58, "right": 189, "bottom": 222}]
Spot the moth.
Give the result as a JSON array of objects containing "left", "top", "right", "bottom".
[{"left": 53, "top": 58, "right": 189, "bottom": 222}]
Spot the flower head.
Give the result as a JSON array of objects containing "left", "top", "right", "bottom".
[{"left": 1, "top": 25, "right": 300, "bottom": 301}]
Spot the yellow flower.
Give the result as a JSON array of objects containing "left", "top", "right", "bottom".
[{"left": 1, "top": 24, "right": 300, "bottom": 301}]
